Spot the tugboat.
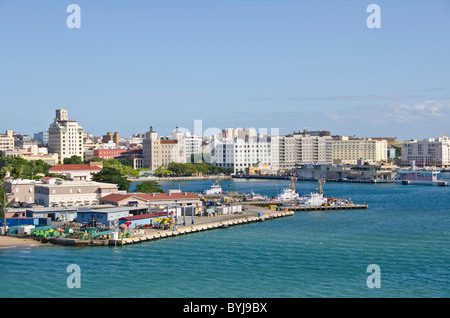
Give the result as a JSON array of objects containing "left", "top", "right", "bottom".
[
  {"left": 244, "top": 190, "right": 268, "bottom": 201},
  {"left": 203, "top": 176, "right": 223, "bottom": 195},
  {"left": 276, "top": 177, "right": 301, "bottom": 201},
  {"left": 300, "top": 178, "right": 328, "bottom": 206}
]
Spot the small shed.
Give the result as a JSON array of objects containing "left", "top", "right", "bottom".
[{"left": 119, "top": 211, "right": 170, "bottom": 229}]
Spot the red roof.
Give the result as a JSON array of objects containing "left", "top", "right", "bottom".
[
  {"left": 99, "top": 193, "right": 136, "bottom": 203},
  {"left": 49, "top": 164, "right": 102, "bottom": 172},
  {"left": 119, "top": 212, "right": 170, "bottom": 221},
  {"left": 160, "top": 140, "right": 177, "bottom": 144},
  {"left": 100, "top": 192, "right": 199, "bottom": 203}
]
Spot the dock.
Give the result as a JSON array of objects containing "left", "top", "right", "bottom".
[
  {"left": 241, "top": 201, "right": 369, "bottom": 211},
  {"left": 40, "top": 207, "right": 294, "bottom": 247}
]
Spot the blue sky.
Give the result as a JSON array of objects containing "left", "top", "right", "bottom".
[{"left": 0, "top": 0, "right": 449, "bottom": 140}]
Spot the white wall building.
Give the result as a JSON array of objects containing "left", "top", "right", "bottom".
[
  {"left": 208, "top": 129, "right": 279, "bottom": 174},
  {"left": 183, "top": 132, "right": 203, "bottom": 162},
  {"left": 401, "top": 136, "right": 450, "bottom": 168}
]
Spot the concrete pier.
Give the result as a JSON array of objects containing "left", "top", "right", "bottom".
[{"left": 43, "top": 206, "right": 294, "bottom": 247}]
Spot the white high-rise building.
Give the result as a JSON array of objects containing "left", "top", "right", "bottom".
[
  {"left": 48, "top": 109, "right": 85, "bottom": 163},
  {"left": 208, "top": 129, "right": 279, "bottom": 174},
  {"left": 183, "top": 131, "right": 203, "bottom": 163},
  {"left": 278, "top": 134, "right": 332, "bottom": 170},
  {"left": 401, "top": 136, "right": 450, "bottom": 168}
]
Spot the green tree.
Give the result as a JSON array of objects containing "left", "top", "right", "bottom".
[
  {"left": 133, "top": 181, "right": 164, "bottom": 193},
  {"left": 63, "top": 155, "right": 84, "bottom": 164},
  {"left": 92, "top": 167, "right": 130, "bottom": 191}
]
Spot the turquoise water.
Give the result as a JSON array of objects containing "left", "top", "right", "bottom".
[{"left": 1, "top": 178, "right": 449, "bottom": 298}]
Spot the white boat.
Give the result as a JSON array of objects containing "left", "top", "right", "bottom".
[
  {"left": 244, "top": 191, "right": 268, "bottom": 201},
  {"left": 203, "top": 177, "right": 223, "bottom": 195},
  {"left": 299, "top": 192, "right": 328, "bottom": 206},
  {"left": 295, "top": 178, "right": 328, "bottom": 206},
  {"left": 276, "top": 188, "right": 301, "bottom": 201},
  {"left": 276, "top": 177, "right": 301, "bottom": 201}
]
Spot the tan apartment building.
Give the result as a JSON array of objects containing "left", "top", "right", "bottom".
[
  {"left": 48, "top": 109, "right": 85, "bottom": 163},
  {"left": 4, "top": 179, "right": 37, "bottom": 207},
  {"left": 142, "top": 127, "right": 186, "bottom": 171},
  {"left": 0, "top": 130, "right": 14, "bottom": 153},
  {"left": 278, "top": 134, "right": 332, "bottom": 171},
  {"left": 34, "top": 177, "right": 119, "bottom": 207},
  {"left": 331, "top": 137, "right": 387, "bottom": 164},
  {"left": 102, "top": 132, "right": 119, "bottom": 145}
]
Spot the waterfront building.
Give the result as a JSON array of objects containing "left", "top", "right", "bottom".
[
  {"left": 142, "top": 127, "right": 186, "bottom": 171},
  {"left": 99, "top": 189, "right": 201, "bottom": 210},
  {"left": 76, "top": 206, "right": 148, "bottom": 227},
  {"left": 0, "top": 130, "right": 14, "bottom": 153},
  {"left": 4, "top": 179, "right": 37, "bottom": 207},
  {"left": 401, "top": 136, "right": 450, "bottom": 168},
  {"left": 207, "top": 130, "right": 279, "bottom": 174},
  {"left": 331, "top": 137, "right": 387, "bottom": 164},
  {"left": 295, "top": 163, "right": 398, "bottom": 181},
  {"left": 278, "top": 133, "right": 332, "bottom": 171},
  {"left": 48, "top": 109, "right": 85, "bottom": 163},
  {"left": 34, "top": 177, "right": 118, "bottom": 207}
]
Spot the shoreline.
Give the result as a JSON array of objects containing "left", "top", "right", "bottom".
[
  {"left": 0, "top": 236, "right": 44, "bottom": 248},
  {"left": 128, "top": 175, "right": 232, "bottom": 182}
]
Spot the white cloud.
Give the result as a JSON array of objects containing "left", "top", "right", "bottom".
[{"left": 326, "top": 100, "right": 450, "bottom": 125}]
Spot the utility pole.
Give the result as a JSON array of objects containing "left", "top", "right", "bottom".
[{"left": 2, "top": 176, "right": 7, "bottom": 236}]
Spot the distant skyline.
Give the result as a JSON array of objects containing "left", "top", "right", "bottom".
[{"left": 1, "top": 1, "right": 449, "bottom": 140}]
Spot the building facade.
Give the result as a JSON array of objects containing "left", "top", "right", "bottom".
[
  {"left": 277, "top": 134, "right": 332, "bottom": 171},
  {"left": 142, "top": 127, "right": 186, "bottom": 170},
  {"left": 401, "top": 136, "right": 450, "bottom": 168},
  {"left": 34, "top": 178, "right": 118, "bottom": 207},
  {"left": 48, "top": 109, "right": 85, "bottom": 163},
  {"left": 184, "top": 132, "right": 203, "bottom": 163},
  {"left": 0, "top": 130, "right": 14, "bottom": 153},
  {"left": 114, "top": 149, "right": 144, "bottom": 169},
  {"left": 331, "top": 137, "right": 387, "bottom": 164},
  {"left": 93, "top": 148, "right": 127, "bottom": 160},
  {"left": 4, "top": 179, "right": 37, "bottom": 206},
  {"left": 208, "top": 131, "right": 279, "bottom": 174}
]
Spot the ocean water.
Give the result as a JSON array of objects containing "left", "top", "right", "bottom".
[{"left": 0, "top": 178, "right": 449, "bottom": 298}]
